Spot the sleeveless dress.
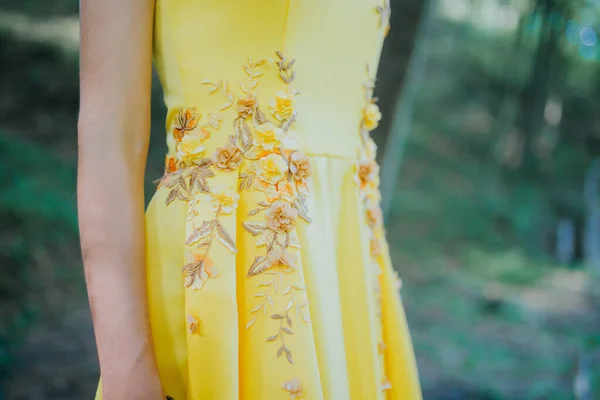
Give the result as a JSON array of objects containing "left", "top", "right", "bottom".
[{"left": 95, "top": 0, "right": 422, "bottom": 399}]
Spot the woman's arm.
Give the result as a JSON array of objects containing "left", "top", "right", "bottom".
[{"left": 77, "top": 0, "right": 161, "bottom": 399}]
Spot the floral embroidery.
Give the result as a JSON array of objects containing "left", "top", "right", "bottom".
[
  {"left": 375, "top": 0, "right": 391, "bottom": 37},
  {"left": 199, "top": 51, "right": 311, "bottom": 365},
  {"left": 356, "top": 64, "right": 394, "bottom": 389},
  {"left": 363, "top": 103, "right": 382, "bottom": 131},
  {"left": 270, "top": 89, "right": 295, "bottom": 121},
  {"left": 282, "top": 378, "right": 303, "bottom": 398},
  {"left": 159, "top": 52, "right": 312, "bottom": 367},
  {"left": 182, "top": 189, "right": 238, "bottom": 289},
  {"left": 214, "top": 140, "right": 243, "bottom": 171},
  {"left": 173, "top": 108, "right": 200, "bottom": 141}
]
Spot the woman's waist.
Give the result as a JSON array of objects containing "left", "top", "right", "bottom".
[{"left": 162, "top": 104, "right": 365, "bottom": 175}]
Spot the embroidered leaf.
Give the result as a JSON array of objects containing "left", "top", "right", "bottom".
[
  {"left": 242, "top": 221, "right": 268, "bottom": 236},
  {"left": 266, "top": 334, "right": 279, "bottom": 342},
  {"left": 185, "top": 221, "right": 214, "bottom": 245},
  {"left": 248, "top": 208, "right": 260, "bottom": 216},
  {"left": 254, "top": 107, "right": 267, "bottom": 125},
  {"left": 221, "top": 100, "right": 233, "bottom": 111},
  {"left": 236, "top": 119, "right": 252, "bottom": 151},
  {"left": 255, "top": 292, "right": 267, "bottom": 297},
  {"left": 238, "top": 174, "right": 255, "bottom": 191},
  {"left": 190, "top": 174, "right": 210, "bottom": 193},
  {"left": 177, "top": 175, "right": 188, "bottom": 192},
  {"left": 245, "top": 317, "right": 257, "bottom": 330},
  {"left": 282, "top": 327, "right": 294, "bottom": 335},
  {"left": 286, "top": 315, "right": 292, "bottom": 327},
  {"left": 247, "top": 256, "right": 271, "bottom": 276},
  {"left": 282, "top": 286, "right": 292, "bottom": 296},
  {"left": 267, "top": 296, "right": 274, "bottom": 307},
  {"left": 293, "top": 197, "right": 312, "bottom": 222},
  {"left": 286, "top": 298, "right": 294, "bottom": 312},
  {"left": 214, "top": 221, "right": 237, "bottom": 253},
  {"left": 266, "top": 233, "right": 276, "bottom": 252},
  {"left": 271, "top": 314, "right": 284, "bottom": 320},
  {"left": 280, "top": 59, "right": 294, "bottom": 71},
  {"left": 166, "top": 189, "right": 180, "bottom": 205},
  {"left": 285, "top": 352, "right": 294, "bottom": 365},
  {"left": 292, "top": 284, "right": 306, "bottom": 291},
  {"left": 277, "top": 347, "right": 283, "bottom": 358},
  {"left": 182, "top": 261, "right": 203, "bottom": 287},
  {"left": 250, "top": 304, "right": 262, "bottom": 313},
  {"left": 162, "top": 171, "right": 182, "bottom": 188},
  {"left": 281, "top": 112, "right": 297, "bottom": 132}
]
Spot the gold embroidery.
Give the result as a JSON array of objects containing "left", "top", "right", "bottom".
[
  {"left": 158, "top": 107, "right": 237, "bottom": 291},
  {"left": 197, "top": 51, "right": 311, "bottom": 365},
  {"left": 159, "top": 53, "right": 312, "bottom": 367}
]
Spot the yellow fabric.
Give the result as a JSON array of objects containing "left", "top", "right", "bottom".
[{"left": 95, "top": 0, "right": 422, "bottom": 399}]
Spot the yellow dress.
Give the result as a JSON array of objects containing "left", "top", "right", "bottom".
[{"left": 96, "top": 0, "right": 421, "bottom": 399}]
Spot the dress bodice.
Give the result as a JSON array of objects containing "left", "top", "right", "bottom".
[{"left": 153, "top": 0, "right": 390, "bottom": 165}]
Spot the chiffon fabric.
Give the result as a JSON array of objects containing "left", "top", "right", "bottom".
[{"left": 95, "top": 0, "right": 422, "bottom": 398}]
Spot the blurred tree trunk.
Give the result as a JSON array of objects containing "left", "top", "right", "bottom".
[
  {"left": 373, "top": 0, "right": 426, "bottom": 157},
  {"left": 518, "top": 0, "right": 562, "bottom": 172},
  {"left": 377, "top": 0, "right": 435, "bottom": 218}
]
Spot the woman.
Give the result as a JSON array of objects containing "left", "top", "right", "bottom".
[{"left": 78, "top": 0, "right": 422, "bottom": 399}]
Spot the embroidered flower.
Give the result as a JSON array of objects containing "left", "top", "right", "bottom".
[
  {"left": 266, "top": 201, "right": 298, "bottom": 232},
  {"left": 184, "top": 254, "right": 217, "bottom": 290},
  {"left": 173, "top": 108, "right": 200, "bottom": 141},
  {"left": 214, "top": 142, "right": 243, "bottom": 171},
  {"left": 207, "top": 185, "right": 240, "bottom": 215},
  {"left": 365, "top": 202, "right": 383, "bottom": 228},
  {"left": 255, "top": 122, "right": 284, "bottom": 151},
  {"left": 267, "top": 248, "right": 298, "bottom": 270},
  {"left": 270, "top": 89, "right": 294, "bottom": 121},
  {"left": 187, "top": 314, "right": 201, "bottom": 335},
  {"left": 282, "top": 378, "right": 303, "bottom": 398},
  {"left": 237, "top": 93, "right": 257, "bottom": 117},
  {"left": 203, "top": 111, "right": 223, "bottom": 131},
  {"left": 256, "top": 153, "right": 287, "bottom": 184},
  {"left": 260, "top": 179, "right": 298, "bottom": 203},
  {"left": 363, "top": 103, "right": 382, "bottom": 131},
  {"left": 357, "top": 160, "right": 379, "bottom": 188},
  {"left": 289, "top": 152, "right": 311, "bottom": 181},
  {"left": 177, "top": 135, "right": 206, "bottom": 165}
]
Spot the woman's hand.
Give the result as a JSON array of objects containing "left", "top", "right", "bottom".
[{"left": 78, "top": 0, "right": 162, "bottom": 398}]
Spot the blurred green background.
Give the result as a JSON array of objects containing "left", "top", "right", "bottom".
[{"left": 1, "top": 0, "right": 600, "bottom": 399}]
